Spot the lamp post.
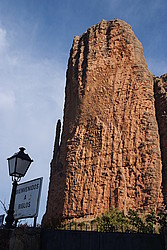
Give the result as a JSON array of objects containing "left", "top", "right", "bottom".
[{"left": 5, "top": 147, "right": 33, "bottom": 229}]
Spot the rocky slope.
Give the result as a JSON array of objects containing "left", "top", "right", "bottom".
[{"left": 43, "top": 19, "right": 165, "bottom": 227}]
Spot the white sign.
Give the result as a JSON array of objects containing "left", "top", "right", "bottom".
[{"left": 14, "top": 177, "right": 43, "bottom": 220}]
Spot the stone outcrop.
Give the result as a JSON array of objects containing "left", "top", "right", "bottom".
[
  {"left": 43, "top": 19, "right": 165, "bottom": 227},
  {"left": 154, "top": 74, "right": 167, "bottom": 205}
]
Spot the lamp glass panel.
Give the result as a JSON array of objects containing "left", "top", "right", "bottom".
[
  {"left": 16, "top": 158, "right": 30, "bottom": 177},
  {"left": 8, "top": 157, "right": 16, "bottom": 176}
]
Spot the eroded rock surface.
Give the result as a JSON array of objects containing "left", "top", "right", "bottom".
[
  {"left": 154, "top": 74, "right": 167, "bottom": 206},
  {"left": 43, "top": 19, "right": 164, "bottom": 227}
]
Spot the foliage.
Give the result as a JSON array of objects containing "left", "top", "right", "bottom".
[
  {"left": 96, "top": 207, "right": 167, "bottom": 234},
  {"left": 157, "top": 210, "right": 167, "bottom": 233},
  {"left": 128, "top": 209, "right": 146, "bottom": 233},
  {"left": 145, "top": 211, "right": 157, "bottom": 233},
  {"left": 47, "top": 207, "right": 166, "bottom": 234},
  {"left": 97, "top": 208, "right": 129, "bottom": 233}
]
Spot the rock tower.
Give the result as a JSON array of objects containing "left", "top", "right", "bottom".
[{"left": 43, "top": 19, "right": 166, "bottom": 227}]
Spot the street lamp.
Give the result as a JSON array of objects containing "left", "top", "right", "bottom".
[{"left": 5, "top": 147, "right": 33, "bottom": 229}]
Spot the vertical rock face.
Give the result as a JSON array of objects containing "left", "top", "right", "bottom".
[
  {"left": 154, "top": 74, "right": 167, "bottom": 206},
  {"left": 43, "top": 19, "right": 164, "bottom": 227}
]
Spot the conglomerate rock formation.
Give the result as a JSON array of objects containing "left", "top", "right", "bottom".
[
  {"left": 154, "top": 74, "right": 167, "bottom": 206},
  {"left": 43, "top": 19, "right": 166, "bottom": 227}
]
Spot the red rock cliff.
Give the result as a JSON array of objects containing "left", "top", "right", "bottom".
[
  {"left": 43, "top": 19, "right": 164, "bottom": 227},
  {"left": 154, "top": 74, "right": 167, "bottom": 206}
]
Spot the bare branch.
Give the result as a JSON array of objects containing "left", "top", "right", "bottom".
[{"left": 0, "top": 200, "right": 8, "bottom": 213}]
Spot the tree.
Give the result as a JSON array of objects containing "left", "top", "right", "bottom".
[
  {"left": 145, "top": 212, "right": 157, "bottom": 233},
  {"left": 157, "top": 210, "right": 167, "bottom": 233},
  {"left": 128, "top": 209, "right": 146, "bottom": 233},
  {"left": 96, "top": 208, "right": 166, "bottom": 234},
  {"left": 97, "top": 208, "right": 130, "bottom": 233}
]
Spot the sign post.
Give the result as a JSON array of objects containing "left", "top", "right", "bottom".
[{"left": 14, "top": 177, "right": 43, "bottom": 223}]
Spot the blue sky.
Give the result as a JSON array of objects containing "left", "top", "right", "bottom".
[{"left": 0, "top": 0, "right": 166, "bottom": 224}]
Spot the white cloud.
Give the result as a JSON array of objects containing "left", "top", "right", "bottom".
[
  {"left": 0, "top": 24, "right": 66, "bottom": 223},
  {"left": 0, "top": 90, "right": 15, "bottom": 110}
]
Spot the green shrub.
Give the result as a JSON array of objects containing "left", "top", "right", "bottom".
[{"left": 96, "top": 208, "right": 166, "bottom": 234}]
